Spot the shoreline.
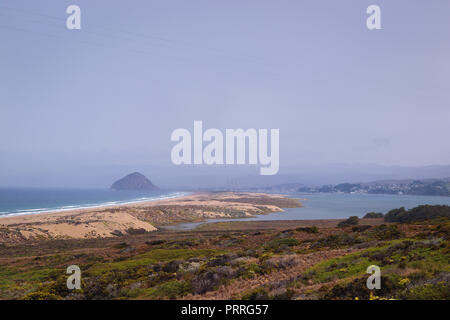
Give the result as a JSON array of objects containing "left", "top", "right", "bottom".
[
  {"left": 0, "top": 191, "right": 192, "bottom": 219},
  {"left": 0, "top": 192, "right": 301, "bottom": 243}
]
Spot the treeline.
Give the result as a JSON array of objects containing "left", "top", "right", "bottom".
[
  {"left": 347, "top": 205, "right": 449, "bottom": 226},
  {"left": 361, "top": 205, "right": 450, "bottom": 223},
  {"left": 384, "top": 205, "right": 450, "bottom": 223}
]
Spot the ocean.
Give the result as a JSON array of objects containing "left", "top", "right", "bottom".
[
  {"left": 165, "top": 192, "right": 450, "bottom": 230},
  {"left": 0, "top": 188, "right": 188, "bottom": 217}
]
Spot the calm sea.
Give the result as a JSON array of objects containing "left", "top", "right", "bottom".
[
  {"left": 0, "top": 188, "right": 188, "bottom": 217},
  {"left": 166, "top": 193, "right": 450, "bottom": 230}
]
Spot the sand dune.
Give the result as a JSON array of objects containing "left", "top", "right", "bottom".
[{"left": 0, "top": 192, "right": 301, "bottom": 242}]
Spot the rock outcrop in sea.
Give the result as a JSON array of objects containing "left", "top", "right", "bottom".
[{"left": 110, "top": 172, "right": 159, "bottom": 191}]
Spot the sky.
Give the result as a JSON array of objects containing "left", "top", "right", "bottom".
[{"left": 0, "top": 1, "right": 450, "bottom": 187}]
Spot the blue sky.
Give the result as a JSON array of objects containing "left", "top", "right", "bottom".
[{"left": 0, "top": 0, "right": 449, "bottom": 186}]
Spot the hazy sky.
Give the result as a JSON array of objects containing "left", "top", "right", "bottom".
[{"left": 1, "top": 0, "right": 450, "bottom": 186}]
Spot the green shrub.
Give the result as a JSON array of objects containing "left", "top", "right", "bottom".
[
  {"left": 295, "top": 226, "right": 319, "bottom": 234},
  {"left": 113, "top": 242, "right": 130, "bottom": 249},
  {"left": 143, "top": 280, "right": 191, "bottom": 299},
  {"left": 266, "top": 238, "right": 300, "bottom": 252},
  {"left": 312, "top": 233, "right": 362, "bottom": 249},
  {"left": 241, "top": 287, "right": 269, "bottom": 300},
  {"left": 384, "top": 205, "right": 450, "bottom": 223},
  {"left": 401, "top": 282, "right": 449, "bottom": 300},
  {"left": 191, "top": 271, "right": 221, "bottom": 294},
  {"left": 271, "top": 288, "right": 296, "bottom": 300},
  {"left": 366, "top": 224, "right": 404, "bottom": 240},
  {"left": 338, "top": 216, "right": 359, "bottom": 227},
  {"left": 322, "top": 274, "right": 402, "bottom": 300},
  {"left": 272, "top": 238, "right": 300, "bottom": 246},
  {"left": 363, "top": 212, "right": 384, "bottom": 219},
  {"left": 22, "top": 291, "right": 61, "bottom": 300},
  {"left": 352, "top": 225, "right": 372, "bottom": 232}
]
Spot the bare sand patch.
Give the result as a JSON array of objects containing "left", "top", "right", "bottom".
[{"left": 0, "top": 192, "right": 301, "bottom": 243}]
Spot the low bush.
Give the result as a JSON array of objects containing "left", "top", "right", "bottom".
[
  {"left": 365, "top": 224, "right": 404, "bottom": 240},
  {"left": 352, "top": 225, "right": 372, "bottom": 232},
  {"left": 322, "top": 274, "right": 402, "bottom": 300},
  {"left": 22, "top": 291, "right": 61, "bottom": 300},
  {"left": 295, "top": 226, "right": 319, "bottom": 234},
  {"left": 312, "top": 233, "right": 362, "bottom": 249},
  {"left": 401, "top": 282, "right": 449, "bottom": 300},
  {"left": 241, "top": 287, "right": 269, "bottom": 300},
  {"left": 363, "top": 212, "right": 384, "bottom": 219},
  {"left": 265, "top": 238, "right": 300, "bottom": 253},
  {"left": 338, "top": 216, "right": 359, "bottom": 227},
  {"left": 191, "top": 271, "right": 221, "bottom": 294}
]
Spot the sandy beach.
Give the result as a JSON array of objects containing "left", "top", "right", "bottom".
[{"left": 0, "top": 192, "right": 302, "bottom": 243}]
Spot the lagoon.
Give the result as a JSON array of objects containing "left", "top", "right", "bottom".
[{"left": 165, "top": 193, "right": 450, "bottom": 230}]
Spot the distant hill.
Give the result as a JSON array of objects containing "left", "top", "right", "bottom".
[
  {"left": 110, "top": 172, "right": 159, "bottom": 191},
  {"left": 3, "top": 163, "right": 450, "bottom": 189}
]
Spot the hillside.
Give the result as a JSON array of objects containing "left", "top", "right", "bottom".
[{"left": 1, "top": 208, "right": 448, "bottom": 300}]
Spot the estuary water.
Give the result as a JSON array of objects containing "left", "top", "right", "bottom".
[{"left": 165, "top": 193, "right": 450, "bottom": 230}]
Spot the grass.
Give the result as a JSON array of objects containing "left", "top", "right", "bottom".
[
  {"left": 402, "top": 282, "right": 449, "bottom": 300},
  {"left": 87, "top": 248, "right": 224, "bottom": 275},
  {"left": 0, "top": 216, "right": 448, "bottom": 300},
  {"left": 296, "top": 237, "right": 449, "bottom": 299},
  {"left": 303, "top": 252, "right": 378, "bottom": 284},
  {"left": 134, "top": 280, "right": 191, "bottom": 299},
  {"left": 302, "top": 239, "right": 449, "bottom": 284},
  {"left": 0, "top": 266, "right": 61, "bottom": 297}
]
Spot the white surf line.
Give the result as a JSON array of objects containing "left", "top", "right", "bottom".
[{"left": 0, "top": 192, "right": 192, "bottom": 218}]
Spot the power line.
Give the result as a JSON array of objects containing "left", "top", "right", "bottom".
[
  {"left": 0, "top": 4, "right": 272, "bottom": 66},
  {"left": 0, "top": 21, "right": 282, "bottom": 79},
  {"left": 0, "top": 12, "right": 168, "bottom": 48},
  {"left": 0, "top": 22, "right": 197, "bottom": 66}
]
